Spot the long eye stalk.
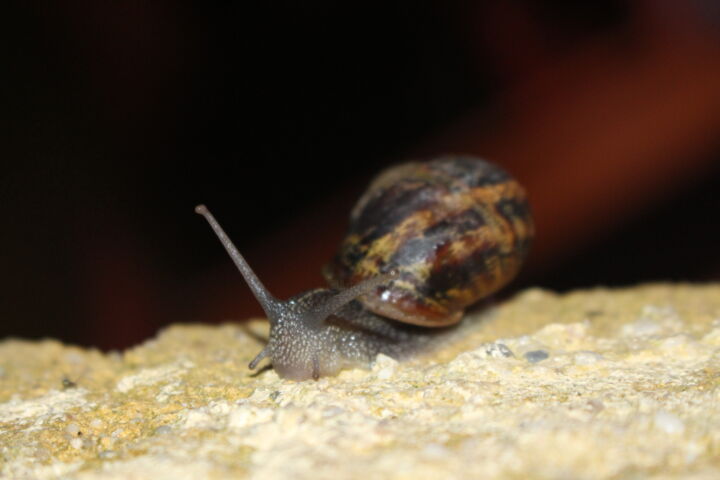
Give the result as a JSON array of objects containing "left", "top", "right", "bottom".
[{"left": 195, "top": 205, "right": 282, "bottom": 320}]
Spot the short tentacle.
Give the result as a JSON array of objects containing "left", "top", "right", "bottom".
[
  {"left": 304, "top": 270, "right": 399, "bottom": 325},
  {"left": 248, "top": 346, "right": 269, "bottom": 370}
]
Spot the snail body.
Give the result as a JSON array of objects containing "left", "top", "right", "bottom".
[{"left": 196, "top": 156, "right": 533, "bottom": 380}]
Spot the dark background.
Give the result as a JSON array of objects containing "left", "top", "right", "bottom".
[{"left": 3, "top": 1, "right": 720, "bottom": 350}]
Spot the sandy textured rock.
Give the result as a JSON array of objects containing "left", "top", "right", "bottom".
[{"left": 2, "top": 284, "right": 720, "bottom": 479}]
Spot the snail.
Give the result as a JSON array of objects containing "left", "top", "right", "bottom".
[{"left": 196, "top": 156, "right": 533, "bottom": 380}]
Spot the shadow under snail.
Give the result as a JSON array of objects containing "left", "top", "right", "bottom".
[{"left": 196, "top": 156, "right": 533, "bottom": 380}]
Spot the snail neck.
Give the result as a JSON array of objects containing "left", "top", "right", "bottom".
[{"left": 252, "top": 274, "right": 398, "bottom": 380}]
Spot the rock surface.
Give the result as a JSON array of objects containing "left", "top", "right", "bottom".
[{"left": 2, "top": 284, "right": 720, "bottom": 479}]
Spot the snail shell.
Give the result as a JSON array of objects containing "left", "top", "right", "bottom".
[{"left": 324, "top": 155, "right": 534, "bottom": 326}]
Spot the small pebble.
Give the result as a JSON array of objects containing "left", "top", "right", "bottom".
[
  {"left": 65, "top": 423, "right": 82, "bottom": 436},
  {"left": 573, "top": 351, "right": 603, "bottom": 365},
  {"left": 322, "top": 406, "right": 345, "bottom": 418},
  {"left": 587, "top": 398, "right": 605, "bottom": 412},
  {"left": 63, "top": 352, "right": 85, "bottom": 365},
  {"left": 69, "top": 437, "right": 84, "bottom": 450},
  {"left": 61, "top": 377, "right": 77, "bottom": 389},
  {"left": 524, "top": 350, "right": 549, "bottom": 363},
  {"left": 654, "top": 410, "right": 685, "bottom": 435},
  {"left": 376, "top": 366, "right": 395, "bottom": 380},
  {"left": 421, "top": 443, "right": 448, "bottom": 459},
  {"left": 621, "top": 319, "right": 663, "bottom": 337},
  {"left": 485, "top": 343, "right": 515, "bottom": 358},
  {"left": 89, "top": 418, "right": 104, "bottom": 430},
  {"left": 659, "top": 335, "right": 695, "bottom": 354},
  {"left": 99, "top": 435, "right": 115, "bottom": 450},
  {"left": 107, "top": 351, "right": 122, "bottom": 362},
  {"left": 373, "top": 354, "right": 398, "bottom": 379},
  {"left": 154, "top": 425, "right": 172, "bottom": 435}
]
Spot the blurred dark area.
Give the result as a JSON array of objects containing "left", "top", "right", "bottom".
[{"left": 2, "top": 1, "right": 720, "bottom": 350}]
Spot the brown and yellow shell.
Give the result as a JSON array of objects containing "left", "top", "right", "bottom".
[{"left": 323, "top": 156, "right": 534, "bottom": 327}]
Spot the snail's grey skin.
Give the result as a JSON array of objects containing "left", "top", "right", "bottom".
[
  {"left": 256, "top": 288, "right": 447, "bottom": 380},
  {"left": 195, "top": 205, "right": 442, "bottom": 381}
]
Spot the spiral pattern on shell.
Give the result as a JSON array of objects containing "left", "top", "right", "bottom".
[{"left": 324, "top": 156, "right": 534, "bottom": 326}]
